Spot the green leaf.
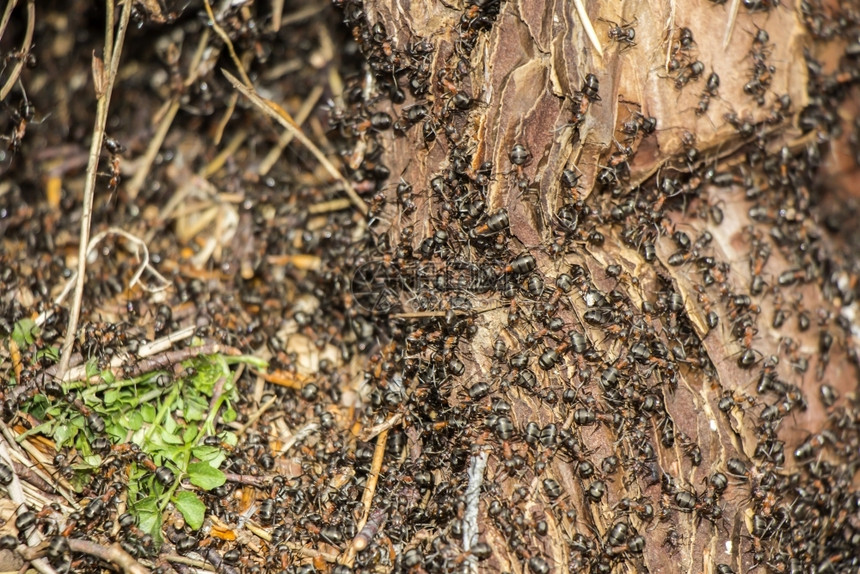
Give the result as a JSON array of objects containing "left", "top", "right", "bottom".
[
  {"left": 131, "top": 428, "right": 146, "bottom": 448},
  {"left": 153, "top": 444, "right": 182, "bottom": 465},
  {"left": 133, "top": 495, "right": 158, "bottom": 513},
  {"left": 16, "top": 419, "right": 55, "bottom": 442},
  {"left": 126, "top": 410, "right": 143, "bottom": 431},
  {"left": 183, "top": 425, "right": 198, "bottom": 444},
  {"left": 137, "top": 508, "right": 163, "bottom": 544},
  {"left": 221, "top": 405, "right": 237, "bottom": 423},
  {"left": 140, "top": 404, "right": 156, "bottom": 423},
  {"left": 104, "top": 389, "right": 119, "bottom": 406},
  {"left": 187, "top": 461, "right": 226, "bottom": 490},
  {"left": 85, "top": 358, "right": 99, "bottom": 379},
  {"left": 191, "top": 445, "right": 221, "bottom": 461},
  {"left": 53, "top": 422, "right": 77, "bottom": 447},
  {"left": 182, "top": 394, "right": 207, "bottom": 422},
  {"left": 191, "top": 446, "right": 226, "bottom": 468},
  {"left": 83, "top": 454, "right": 103, "bottom": 467},
  {"left": 11, "top": 319, "right": 37, "bottom": 348},
  {"left": 174, "top": 491, "right": 206, "bottom": 530},
  {"left": 163, "top": 413, "right": 178, "bottom": 435},
  {"left": 160, "top": 428, "right": 185, "bottom": 446}
]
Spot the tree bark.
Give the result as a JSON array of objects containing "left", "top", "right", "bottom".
[{"left": 341, "top": 0, "right": 860, "bottom": 572}]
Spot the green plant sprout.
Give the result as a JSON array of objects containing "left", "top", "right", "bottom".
[{"left": 7, "top": 322, "right": 267, "bottom": 547}]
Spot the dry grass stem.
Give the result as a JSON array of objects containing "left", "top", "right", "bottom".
[
  {"left": 357, "top": 429, "right": 388, "bottom": 529},
  {"left": 258, "top": 84, "right": 324, "bottom": 176},
  {"left": 573, "top": 0, "right": 603, "bottom": 58},
  {"left": 222, "top": 69, "right": 369, "bottom": 214},
  {"left": 0, "top": 0, "right": 34, "bottom": 101},
  {"left": 235, "top": 394, "right": 278, "bottom": 435},
  {"left": 66, "top": 539, "right": 150, "bottom": 574},
  {"left": 271, "top": 0, "right": 284, "bottom": 31},
  {"left": 0, "top": 421, "right": 79, "bottom": 508},
  {"left": 723, "top": 0, "right": 740, "bottom": 49},
  {"left": 203, "top": 0, "right": 253, "bottom": 88},
  {"left": 276, "top": 421, "right": 319, "bottom": 455},
  {"left": 201, "top": 127, "right": 248, "bottom": 177},
  {"left": 212, "top": 91, "right": 238, "bottom": 146},
  {"left": 0, "top": 439, "right": 57, "bottom": 574},
  {"left": 125, "top": 99, "right": 179, "bottom": 199},
  {"left": 307, "top": 198, "right": 352, "bottom": 214},
  {"left": 360, "top": 414, "right": 403, "bottom": 442},
  {"left": 56, "top": 0, "right": 132, "bottom": 384},
  {"left": 0, "top": 0, "right": 20, "bottom": 44}
]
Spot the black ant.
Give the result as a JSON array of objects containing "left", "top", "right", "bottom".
[
  {"left": 600, "top": 17, "right": 637, "bottom": 50},
  {"left": 3, "top": 92, "right": 34, "bottom": 153}
]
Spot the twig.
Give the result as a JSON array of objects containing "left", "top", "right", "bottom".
[
  {"left": 723, "top": 0, "right": 740, "bottom": 49},
  {"left": 351, "top": 507, "right": 386, "bottom": 552},
  {"left": 307, "top": 198, "right": 352, "bottom": 214},
  {"left": 212, "top": 91, "right": 238, "bottom": 146},
  {"left": 34, "top": 227, "right": 170, "bottom": 328},
  {"left": 276, "top": 420, "right": 319, "bottom": 455},
  {"left": 220, "top": 472, "right": 267, "bottom": 487},
  {"left": 0, "top": 0, "right": 34, "bottom": 101},
  {"left": 60, "top": 341, "right": 239, "bottom": 385},
  {"left": 10, "top": 460, "right": 56, "bottom": 494},
  {"left": 203, "top": 0, "right": 252, "bottom": 88},
  {"left": 271, "top": 0, "right": 284, "bottom": 31},
  {"left": 361, "top": 428, "right": 389, "bottom": 525},
  {"left": 572, "top": 0, "right": 603, "bottom": 58},
  {"left": 664, "top": 1, "right": 675, "bottom": 72},
  {"left": 360, "top": 414, "right": 403, "bottom": 442},
  {"left": 243, "top": 521, "right": 338, "bottom": 562},
  {"left": 0, "top": 420, "right": 79, "bottom": 508},
  {"left": 463, "top": 450, "right": 489, "bottom": 573},
  {"left": 136, "top": 325, "right": 197, "bottom": 358},
  {"left": 201, "top": 127, "right": 247, "bottom": 177},
  {"left": 35, "top": 326, "right": 194, "bottom": 387},
  {"left": 161, "top": 553, "right": 215, "bottom": 570},
  {"left": 340, "top": 429, "right": 390, "bottom": 566},
  {"left": 258, "top": 84, "right": 324, "bottom": 176},
  {"left": 278, "top": 3, "right": 327, "bottom": 27},
  {"left": 0, "top": 440, "right": 57, "bottom": 574},
  {"left": 235, "top": 393, "right": 278, "bottom": 435},
  {"left": 222, "top": 69, "right": 368, "bottom": 215},
  {"left": 56, "top": 0, "right": 132, "bottom": 383},
  {"left": 0, "top": 0, "right": 20, "bottom": 51},
  {"left": 264, "top": 253, "right": 322, "bottom": 271},
  {"left": 111, "top": 343, "right": 241, "bottom": 380},
  {"left": 125, "top": 99, "right": 179, "bottom": 199},
  {"left": 389, "top": 305, "right": 502, "bottom": 319},
  {"left": 66, "top": 539, "right": 149, "bottom": 574}
]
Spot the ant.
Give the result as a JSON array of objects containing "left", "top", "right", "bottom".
[
  {"left": 675, "top": 60, "right": 705, "bottom": 90},
  {"left": 600, "top": 17, "right": 637, "bottom": 50},
  {"left": 103, "top": 136, "right": 125, "bottom": 193},
  {"left": 667, "top": 26, "right": 696, "bottom": 72},
  {"left": 618, "top": 104, "right": 657, "bottom": 142},
  {"left": 696, "top": 71, "right": 720, "bottom": 116},
  {"left": 3, "top": 91, "right": 34, "bottom": 153}
]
